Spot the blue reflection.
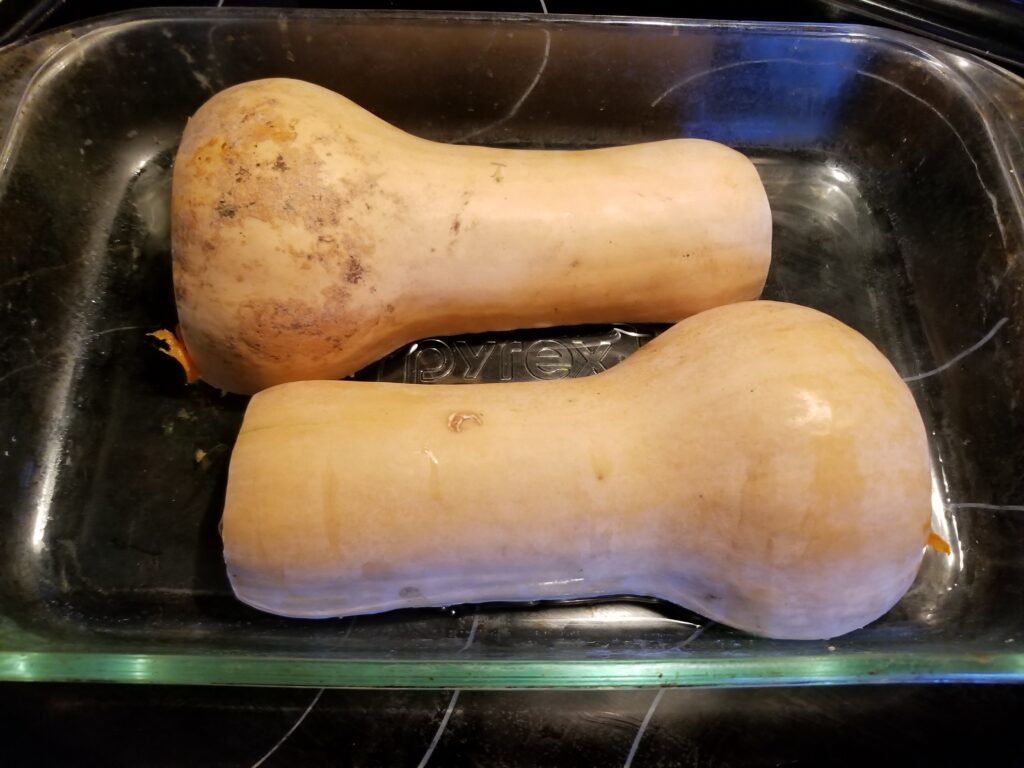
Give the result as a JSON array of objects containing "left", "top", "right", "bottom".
[{"left": 660, "top": 34, "right": 866, "bottom": 147}]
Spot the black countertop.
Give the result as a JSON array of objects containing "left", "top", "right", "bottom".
[
  {"left": 2, "top": 2, "right": 1023, "bottom": 766},
  {"left": 5, "top": 681, "right": 1024, "bottom": 766}
]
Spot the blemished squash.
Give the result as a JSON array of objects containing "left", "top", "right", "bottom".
[
  {"left": 171, "top": 78, "right": 772, "bottom": 394},
  {"left": 221, "top": 301, "right": 932, "bottom": 640}
]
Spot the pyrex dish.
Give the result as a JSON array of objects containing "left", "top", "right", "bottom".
[
  {"left": 0, "top": 9, "right": 1021, "bottom": 687},
  {"left": 825, "top": 0, "right": 1024, "bottom": 71}
]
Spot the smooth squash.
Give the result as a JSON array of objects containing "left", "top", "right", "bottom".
[
  {"left": 221, "top": 301, "right": 932, "bottom": 640},
  {"left": 171, "top": 78, "right": 772, "bottom": 394}
]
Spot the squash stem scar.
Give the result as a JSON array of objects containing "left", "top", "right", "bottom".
[{"left": 447, "top": 411, "right": 483, "bottom": 432}]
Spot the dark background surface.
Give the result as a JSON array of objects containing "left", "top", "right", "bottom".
[
  {"left": 4, "top": 681, "right": 1024, "bottom": 766},
  {"left": 2, "top": 2, "right": 1023, "bottom": 766}
]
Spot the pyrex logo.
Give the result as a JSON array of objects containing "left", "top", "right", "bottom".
[
  {"left": 404, "top": 338, "right": 615, "bottom": 384},
  {"left": 360, "top": 325, "right": 656, "bottom": 384}
]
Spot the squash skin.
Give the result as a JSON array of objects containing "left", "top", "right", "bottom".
[
  {"left": 171, "top": 78, "right": 772, "bottom": 394},
  {"left": 221, "top": 301, "right": 932, "bottom": 640}
]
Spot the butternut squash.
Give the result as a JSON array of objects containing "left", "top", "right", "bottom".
[
  {"left": 221, "top": 301, "right": 932, "bottom": 640},
  {"left": 171, "top": 78, "right": 772, "bottom": 394}
]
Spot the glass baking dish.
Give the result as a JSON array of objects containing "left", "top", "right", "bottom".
[{"left": 0, "top": 9, "right": 1021, "bottom": 688}]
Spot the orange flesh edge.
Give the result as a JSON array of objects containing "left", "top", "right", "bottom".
[
  {"left": 148, "top": 329, "right": 200, "bottom": 384},
  {"left": 927, "top": 531, "right": 952, "bottom": 555}
]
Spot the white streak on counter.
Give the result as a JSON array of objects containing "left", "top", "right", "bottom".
[
  {"left": 250, "top": 688, "right": 324, "bottom": 768},
  {"left": 677, "top": 621, "right": 711, "bottom": 649},
  {"left": 623, "top": 688, "right": 665, "bottom": 768},
  {"left": 903, "top": 317, "right": 1008, "bottom": 382},
  {"left": 453, "top": 30, "right": 552, "bottom": 143},
  {"left": 416, "top": 690, "right": 461, "bottom": 768},
  {"left": 459, "top": 612, "right": 481, "bottom": 652},
  {"left": 0, "top": 326, "right": 144, "bottom": 386}
]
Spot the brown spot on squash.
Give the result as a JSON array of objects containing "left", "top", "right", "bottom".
[
  {"left": 345, "top": 255, "right": 364, "bottom": 284},
  {"left": 234, "top": 282, "right": 358, "bottom": 363}
]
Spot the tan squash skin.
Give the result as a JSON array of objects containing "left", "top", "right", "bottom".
[
  {"left": 222, "top": 301, "right": 932, "bottom": 640},
  {"left": 171, "top": 78, "right": 772, "bottom": 394}
]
